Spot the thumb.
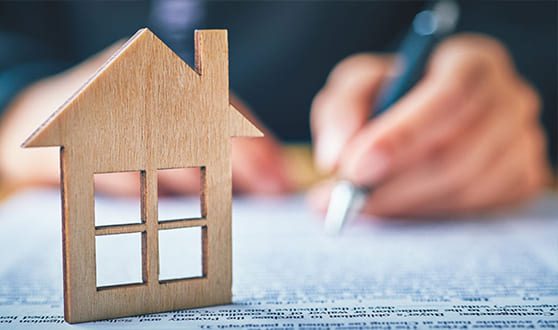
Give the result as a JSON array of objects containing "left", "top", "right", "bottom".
[{"left": 311, "top": 54, "right": 393, "bottom": 173}]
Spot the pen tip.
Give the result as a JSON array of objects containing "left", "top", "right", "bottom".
[{"left": 324, "top": 180, "right": 366, "bottom": 235}]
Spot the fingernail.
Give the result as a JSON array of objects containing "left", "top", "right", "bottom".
[
  {"left": 344, "top": 150, "right": 390, "bottom": 185},
  {"left": 315, "top": 129, "right": 345, "bottom": 173}
]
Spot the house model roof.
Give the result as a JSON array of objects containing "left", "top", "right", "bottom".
[{"left": 23, "top": 28, "right": 262, "bottom": 149}]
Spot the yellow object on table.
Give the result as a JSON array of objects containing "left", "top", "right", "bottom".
[{"left": 282, "top": 143, "right": 327, "bottom": 191}]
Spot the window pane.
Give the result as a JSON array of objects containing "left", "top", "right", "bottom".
[
  {"left": 96, "top": 233, "right": 143, "bottom": 288},
  {"left": 157, "top": 167, "right": 204, "bottom": 221},
  {"left": 94, "top": 171, "right": 142, "bottom": 226},
  {"left": 158, "top": 227, "right": 204, "bottom": 281}
]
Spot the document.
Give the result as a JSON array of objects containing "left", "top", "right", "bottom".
[{"left": 0, "top": 189, "right": 557, "bottom": 329}]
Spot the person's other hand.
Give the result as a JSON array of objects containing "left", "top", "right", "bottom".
[
  {"left": 0, "top": 42, "right": 291, "bottom": 196},
  {"left": 309, "top": 34, "right": 551, "bottom": 217}
]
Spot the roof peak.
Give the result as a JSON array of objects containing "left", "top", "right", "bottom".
[{"left": 22, "top": 28, "right": 261, "bottom": 149}]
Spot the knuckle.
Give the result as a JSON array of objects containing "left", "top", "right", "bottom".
[
  {"left": 439, "top": 33, "right": 509, "bottom": 60},
  {"left": 427, "top": 133, "right": 456, "bottom": 156},
  {"left": 310, "top": 90, "right": 328, "bottom": 114},
  {"left": 440, "top": 76, "right": 471, "bottom": 102},
  {"left": 423, "top": 75, "right": 472, "bottom": 113},
  {"left": 391, "top": 126, "right": 414, "bottom": 148},
  {"left": 369, "top": 132, "right": 399, "bottom": 158},
  {"left": 432, "top": 34, "right": 512, "bottom": 78},
  {"left": 517, "top": 82, "right": 542, "bottom": 119}
]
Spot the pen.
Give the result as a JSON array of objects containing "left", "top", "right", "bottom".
[{"left": 324, "top": 0, "right": 460, "bottom": 235}]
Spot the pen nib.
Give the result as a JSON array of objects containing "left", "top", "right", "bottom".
[{"left": 324, "top": 180, "right": 367, "bottom": 235}]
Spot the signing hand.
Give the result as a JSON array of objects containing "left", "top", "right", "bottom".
[{"left": 310, "top": 34, "right": 551, "bottom": 217}]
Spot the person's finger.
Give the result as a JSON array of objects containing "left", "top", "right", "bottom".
[
  {"left": 339, "top": 35, "right": 515, "bottom": 186},
  {"left": 306, "top": 125, "right": 549, "bottom": 218},
  {"left": 307, "top": 35, "right": 548, "bottom": 218},
  {"left": 404, "top": 76, "right": 545, "bottom": 215},
  {"left": 311, "top": 54, "right": 393, "bottom": 173},
  {"left": 407, "top": 126, "right": 548, "bottom": 216},
  {"left": 454, "top": 126, "right": 549, "bottom": 212},
  {"left": 359, "top": 93, "right": 535, "bottom": 217},
  {"left": 305, "top": 126, "right": 545, "bottom": 217}
]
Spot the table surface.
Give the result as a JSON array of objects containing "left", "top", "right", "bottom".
[{"left": 0, "top": 189, "right": 556, "bottom": 328}]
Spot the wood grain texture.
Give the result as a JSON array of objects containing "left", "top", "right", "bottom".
[{"left": 22, "top": 28, "right": 262, "bottom": 323}]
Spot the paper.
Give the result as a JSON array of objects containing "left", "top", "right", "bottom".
[{"left": 0, "top": 189, "right": 557, "bottom": 329}]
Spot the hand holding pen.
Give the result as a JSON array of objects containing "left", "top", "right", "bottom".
[{"left": 308, "top": 1, "right": 550, "bottom": 232}]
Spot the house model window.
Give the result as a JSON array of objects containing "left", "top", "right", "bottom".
[{"left": 94, "top": 168, "right": 205, "bottom": 288}]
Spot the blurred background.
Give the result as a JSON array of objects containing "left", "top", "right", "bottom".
[
  {"left": 0, "top": 1, "right": 556, "bottom": 199},
  {"left": 1, "top": 1, "right": 556, "bottom": 146}
]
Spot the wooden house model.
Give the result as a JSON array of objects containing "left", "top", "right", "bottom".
[{"left": 22, "top": 28, "right": 262, "bottom": 323}]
